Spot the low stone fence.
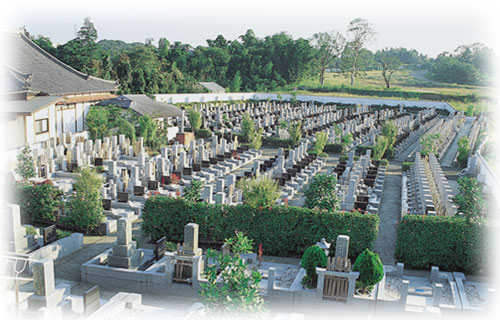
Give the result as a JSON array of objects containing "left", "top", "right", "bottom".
[{"left": 26, "top": 233, "right": 83, "bottom": 273}]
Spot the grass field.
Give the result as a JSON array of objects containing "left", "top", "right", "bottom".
[{"left": 280, "top": 70, "right": 495, "bottom": 112}]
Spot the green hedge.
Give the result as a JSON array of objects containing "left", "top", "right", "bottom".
[
  {"left": 142, "top": 197, "right": 379, "bottom": 259},
  {"left": 395, "top": 215, "right": 492, "bottom": 273},
  {"left": 262, "top": 136, "right": 295, "bottom": 148},
  {"left": 300, "top": 85, "right": 482, "bottom": 103},
  {"left": 324, "top": 143, "right": 344, "bottom": 153}
]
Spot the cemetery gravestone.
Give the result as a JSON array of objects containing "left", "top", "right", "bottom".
[
  {"left": 84, "top": 285, "right": 100, "bottom": 316},
  {"left": 42, "top": 225, "right": 57, "bottom": 246},
  {"left": 155, "top": 236, "right": 167, "bottom": 261}
]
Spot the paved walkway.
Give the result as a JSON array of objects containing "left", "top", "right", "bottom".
[
  {"left": 440, "top": 117, "right": 475, "bottom": 167},
  {"left": 374, "top": 161, "right": 402, "bottom": 265}
]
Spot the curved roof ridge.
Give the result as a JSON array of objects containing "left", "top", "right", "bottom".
[{"left": 19, "top": 32, "right": 118, "bottom": 85}]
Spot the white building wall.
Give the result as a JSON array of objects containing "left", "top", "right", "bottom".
[{"left": 154, "top": 92, "right": 456, "bottom": 113}]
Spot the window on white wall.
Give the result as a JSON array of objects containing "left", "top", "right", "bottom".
[{"left": 35, "top": 118, "right": 49, "bottom": 134}]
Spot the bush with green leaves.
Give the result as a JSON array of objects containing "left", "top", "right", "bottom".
[
  {"left": 402, "top": 161, "right": 413, "bottom": 171},
  {"left": 187, "top": 109, "right": 201, "bottom": 131},
  {"left": 237, "top": 177, "right": 280, "bottom": 208},
  {"left": 142, "top": 197, "right": 379, "bottom": 258},
  {"left": 420, "top": 133, "right": 441, "bottom": 157},
  {"left": 56, "top": 229, "right": 72, "bottom": 240},
  {"left": 457, "top": 136, "right": 471, "bottom": 168},
  {"left": 303, "top": 174, "right": 340, "bottom": 212},
  {"left": 15, "top": 145, "right": 36, "bottom": 181},
  {"left": 13, "top": 183, "right": 63, "bottom": 224},
  {"left": 224, "top": 231, "right": 253, "bottom": 254},
  {"left": 311, "top": 131, "right": 328, "bottom": 155},
  {"left": 138, "top": 115, "right": 158, "bottom": 148},
  {"left": 288, "top": 121, "right": 303, "bottom": 147},
  {"left": 86, "top": 106, "right": 110, "bottom": 140},
  {"left": 200, "top": 233, "right": 265, "bottom": 315},
  {"left": 454, "top": 177, "right": 487, "bottom": 221},
  {"left": 194, "top": 128, "right": 212, "bottom": 139},
  {"left": 241, "top": 112, "right": 263, "bottom": 150},
  {"left": 352, "top": 248, "right": 384, "bottom": 293},
  {"left": 63, "top": 168, "right": 104, "bottom": 234},
  {"left": 300, "top": 245, "right": 327, "bottom": 288},
  {"left": 183, "top": 179, "right": 203, "bottom": 202},
  {"left": 395, "top": 214, "right": 492, "bottom": 273}
]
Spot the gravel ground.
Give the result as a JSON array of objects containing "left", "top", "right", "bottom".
[
  {"left": 276, "top": 267, "right": 299, "bottom": 289},
  {"left": 384, "top": 276, "right": 402, "bottom": 301},
  {"left": 465, "top": 285, "right": 482, "bottom": 307}
]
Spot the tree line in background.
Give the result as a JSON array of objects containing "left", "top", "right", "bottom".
[{"left": 31, "top": 17, "right": 496, "bottom": 96}]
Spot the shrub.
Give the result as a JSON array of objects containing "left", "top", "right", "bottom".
[
  {"left": 402, "top": 161, "right": 413, "bottom": 171},
  {"left": 325, "top": 143, "right": 344, "bottom": 153},
  {"left": 141, "top": 197, "right": 379, "bottom": 258},
  {"left": 236, "top": 177, "right": 280, "bottom": 208},
  {"left": 56, "top": 229, "right": 72, "bottom": 240},
  {"left": 352, "top": 248, "right": 384, "bottom": 293},
  {"left": 63, "top": 168, "right": 104, "bottom": 234},
  {"left": 224, "top": 231, "right": 253, "bottom": 254},
  {"left": 379, "top": 159, "right": 389, "bottom": 166},
  {"left": 288, "top": 121, "right": 303, "bottom": 147},
  {"left": 262, "top": 136, "right": 294, "bottom": 148},
  {"left": 194, "top": 128, "right": 212, "bottom": 139},
  {"left": 16, "top": 145, "right": 36, "bottom": 181},
  {"left": 24, "top": 225, "right": 37, "bottom": 235},
  {"left": 303, "top": 174, "right": 340, "bottom": 212},
  {"left": 454, "top": 177, "right": 487, "bottom": 221},
  {"left": 457, "top": 136, "right": 471, "bottom": 168},
  {"left": 200, "top": 233, "right": 265, "bottom": 315},
  {"left": 311, "top": 131, "right": 328, "bottom": 155},
  {"left": 187, "top": 109, "right": 201, "bottom": 131},
  {"left": 395, "top": 215, "right": 492, "bottom": 273},
  {"left": 13, "top": 183, "right": 63, "bottom": 224},
  {"left": 301, "top": 245, "right": 327, "bottom": 288},
  {"left": 183, "top": 179, "right": 203, "bottom": 202}
]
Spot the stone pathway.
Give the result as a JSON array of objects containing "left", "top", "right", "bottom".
[
  {"left": 440, "top": 116, "right": 475, "bottom": 167},
  {"left": 374, "top": 161, "right": 402, "bottom": 265}
]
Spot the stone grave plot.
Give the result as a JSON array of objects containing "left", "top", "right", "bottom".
[
  {"left": 192, "top": 101, "right": 418, "bottom": 153},
  {"left": 328, "top": 150, "right": 386, "bottom": 214},
  {"left": 402, "top": 151, "right": 457, "bottom": 216}
]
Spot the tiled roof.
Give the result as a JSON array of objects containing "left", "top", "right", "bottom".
[
  {"left": 1, "top": 30, "right": 119, "bottom": 95},
  {"left": 199, "top": 82, "right": 225, "bottom": 92},
  {"left": 98, "top": 94, "right": 182, "bottom": 118},
  {"left": 0, "top": 95, "right": 63, "bottom": 115}
]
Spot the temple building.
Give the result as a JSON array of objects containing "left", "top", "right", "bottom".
[{"left": 0, "top": 29, "right": 119, "bottom": 170}]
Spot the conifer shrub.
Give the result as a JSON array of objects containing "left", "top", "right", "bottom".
[
  {"left": 352, "top": 248, "right": 384, "bottom": 293},
  {"left": 300, "top": 245, "right": 327, "bottom": 288}
]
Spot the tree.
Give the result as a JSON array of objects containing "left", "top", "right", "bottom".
[
  {"left": 303, "top": 174, "right": 340, "bottom": 212},
  {"left": 236, "top": 177, "right": 280, "bottom": 208},
  {"left": 352, "top": 248, "right": 384, "bottom": 293},
  {"left": 183, "top": 179, "right": 203, "bottom": 202},
  {"left": 15, "top": 145, "right": 36, "bottom": 181},
  {"left": 311, "top": 31, "right": 345, "bottom": 86},
  {"left": 344, "top": 18, "right": 376, "bottom": 85},
  {"left": 65, "top": 168, "right": 104, "bottom": 233},
  {"left": 454, "top": 177, "right": 487, "bottom": 221},
  {"left": 187, "top": 109, "right": 201, "bottom": 131},
  {"left": 138, "top": 115, "right": 157, "bottom": 147},
  {"left": 375, "top": 49, "right": 401, "bottom": 88},
  {"left": 77, "top": 17, "right": 98, "bottom": 46},
  {"left": 457, "top": 136, "right": 471, "bottom": 168},
  {"left": 420, "top": 133, "right": 441, "bottom": 158},
  {"left": 130, "top": 69, "right": 146, "bottom": 93},
  {"left": 373, "top": 136, "right": 389, "bottom": 160},
  {"left": 200, "top": 233, "right": 265, "bottom": 315},
  {"left": 300, "top": 245, "right": 327, "bottom": 288},
  {"left": 115, "top": 118, "right": 136, "bottom": 142},
  {"left": 224, "top": 231, "right": 253, "bottom": 255},
  {"left": 288, "top": 121, "right": 302, "bottom": 147},
  {"left": 241, "top": 113, "right": 262, "bottom": 149},
  {"left": 381, "top": 120, "right": 398, "bottom": 147},
  {"left": 85, "top": 106, "right": 110, "bottom": 140},
  {"left": 13, "top": 183, "right": 62, "bottom": 224},
  {"left": 115, "top": 53, "right": 132, "bottom": 93},
  {"left": 229, "top": 70, "right": 242, "bottom": 92},
  {"left": 311, "top": 131, "right": 328, "bottom": 155}
]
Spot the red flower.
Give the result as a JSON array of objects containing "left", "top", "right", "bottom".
[{"left": 258, "top": 206, "right": 263, "bottom": 211}]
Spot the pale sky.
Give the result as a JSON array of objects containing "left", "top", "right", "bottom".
[{"left": 1, "top": 0, "right": 498, "bottom": 58}]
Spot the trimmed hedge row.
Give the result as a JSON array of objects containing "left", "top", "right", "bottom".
[
  {"left": 142, "top": 197, "right": 379, "bottom": 259},
  {"left": 300, "top": 85, "right": 482, "bottom": 103},
  {"left": 395, "top": 215, "right": 493, "bottom": 273},
  {"left": 262, "top": 136, "right": 296, "bottom": 148}
]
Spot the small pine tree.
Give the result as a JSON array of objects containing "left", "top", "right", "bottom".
[
  {"left": 303, "top": 174, "right": 340, "bottom": 212},
  {"left": 300, "top": 245, "right": 327, "bottom": 288},
  {"left": 352, "top": 248, "right": 384, "bottom": 293},
  {"left": 16, "top": 145, "right": 36, "bottom": 181}
]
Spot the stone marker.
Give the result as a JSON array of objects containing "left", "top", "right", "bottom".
[
  {"left": 335, "top": 235, "right": 350, "bottom": 259},
  {"left": 183, "top": 223, "right": 201, "bottom": 256},
  {"left": 84, "top": 285, "right": 100, "bottom": 316}
]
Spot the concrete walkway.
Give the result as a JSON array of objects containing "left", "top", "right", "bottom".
[
  {"left": 374, "top": 161, "right": 402, "bottom": 265},
  {"left": 440, "top": 117, "right": 475, "bottom": 167}
]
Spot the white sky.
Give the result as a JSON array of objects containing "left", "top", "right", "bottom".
[{"left": 1, "top": 0, "right": 498, "bottom": 58}]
